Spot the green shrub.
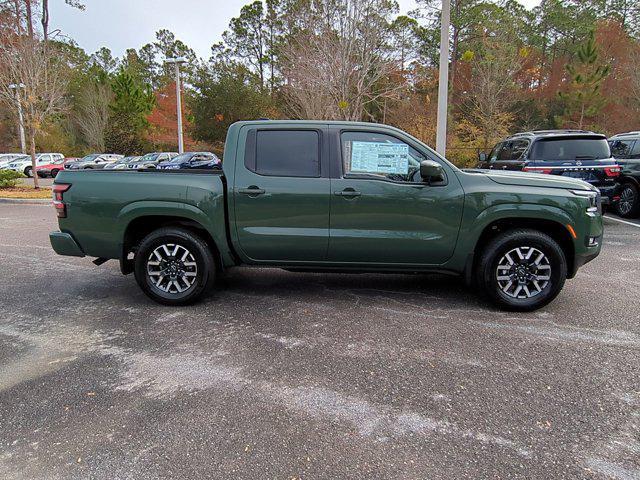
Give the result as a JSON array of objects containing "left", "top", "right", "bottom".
[{"left": 0, "top": 170, "right": 24, "bottom": 188}]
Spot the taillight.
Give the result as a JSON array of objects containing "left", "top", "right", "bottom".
[
  {"left": 52, "top": 183, "right": 71, "bottom": 218},
  {"left": 523, "top": 166, "right": 553, "bottom": 174},
  {"left": 604, "top": 166, "right": 621, "bottom": 177}
]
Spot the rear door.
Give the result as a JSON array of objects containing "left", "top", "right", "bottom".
[
  {"left": 233, "top": 125, "right": 331, "bottom": 262},
  {"left": 328, "top": 127, "right": 464, "bottom": 265}
]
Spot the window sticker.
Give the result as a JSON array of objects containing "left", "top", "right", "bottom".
[{"left": 350, "top": 141, "right": 409, "bottom": 175}]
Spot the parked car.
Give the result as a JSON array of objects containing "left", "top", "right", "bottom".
[
  {"left": 50, "top": 120, "right": 603, "bottom": 311},
  {"left": 0, "top": 153, "right": 24, "bottom": 167},
  {"left": 36, "top": 157, "right": 67, "bottom": 178},
  {"left": 0, "top": 154, "right": 28, "bottom": 169},
  {"left": 103, "top": 156, "right": 141, "bottom": 170},
  {"left": 5, "top": 153, "right": 65, "bottom": 177},
  {"left": 608, "top": 131, "right": 640, "bottom": 218},
  {"left": 478, "top": 130, "right": 621, "bottom": 206},
  {"left": 128, "top": 152, "right": 178, "bottom": 169},
  {"left": 65, "top": 154, "right": 124, "bottom": 170},
  {"left": 156, "top": 152, "right": 221, "bottom": 170}
]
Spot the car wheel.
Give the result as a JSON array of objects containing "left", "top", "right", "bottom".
[
  {"left": 476, "top": 229, "right": 567, "bottom": 312},
  {"left": 24, "top": 166, "right": 32, "bottom": 177},
  {"left": 615, "top": 183, "right": 640, "bottom": 218},
  {"left": 134, "top": 227, "right": 216, "bottom": 306},
  {"left": 51, "top": 169, "right": 59, "bottom": 178}
]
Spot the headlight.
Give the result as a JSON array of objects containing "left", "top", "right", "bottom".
[{"left": 570, "top": 189, "right": 599, "bottom": 212}]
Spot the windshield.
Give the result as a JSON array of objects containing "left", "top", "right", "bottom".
[
  {"left": 138, "top": 153, "right": 159, "bottom": 162},
  {"left": 530, "top": 138, "right": 611, "bottom": 161},
  {"left": 80, "top": 154, "right": 101, "bottom": 162}
]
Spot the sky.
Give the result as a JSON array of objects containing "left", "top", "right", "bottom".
[{"left": 50, "top": 0, "right": 542, "bottom": 61}]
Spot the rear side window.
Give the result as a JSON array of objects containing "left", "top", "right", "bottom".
[
  {"left": 530, "top": 138, "right": 611, "bottom": 161},
  {"left": 252, "top": 130, "right": 320, "bottom": 177},
  {"left": 498, "top": 140, "right": 529, "bottom": 161},
  {"left": 609, "top": 140, "right": 635, "bottom": 158}
]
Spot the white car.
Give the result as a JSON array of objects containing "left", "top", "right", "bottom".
[
  {"left": 5, "top": 153, "right": 65, "bottom": 177},
  {"left": 0, "top": 153, "right": 26, "bottom": 169}
]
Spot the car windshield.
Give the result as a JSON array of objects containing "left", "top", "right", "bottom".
[
  {"left": 530, "top": 138, "right": 611, "bottom": 161},
  {"left": 138, "top": 153, "right": 159, "bottom": 162},
  {"left": 169, "top": 153, "right": 197, "bottom": 163},
  {"left": 80, "top": 154, "right": 101, "bottom": 162}
]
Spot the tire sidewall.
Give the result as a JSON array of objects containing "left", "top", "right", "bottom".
[
  {"left": 615, "top": 183, "right": 639, "bottom": 218},
  {"left": 24, "top": 166, "right": 32, "bottom": 177},
  {"left": 134, "top": 229, "right": 215, "bottom": 305},
  {"left": 479, "top": 231, "right": 567, "bottom": 311}
]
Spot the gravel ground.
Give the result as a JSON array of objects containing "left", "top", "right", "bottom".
[{"left": 0, "top": 204, "right": 639, "bottom": 479}]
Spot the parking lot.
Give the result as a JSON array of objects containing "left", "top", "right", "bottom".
[{"left": 0, "top": 203, "right": 638, "bottom": 479}]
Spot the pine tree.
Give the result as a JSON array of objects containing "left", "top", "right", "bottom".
[{"left": 558, "top": 31, "right": 611, "bottom": 129}]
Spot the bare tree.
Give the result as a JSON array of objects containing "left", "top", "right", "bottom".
[
  {"left": 0, "top": 35, "right": 67, "bottom": 188},
  {"left": 460, "top": 38, "right": 524, "bottom": 150},
  {"left": 281, "top": 0, "right": 402, "bottom": 121},
  {"left": 74, "top": 79, "right": 111, "bottom": 151}
]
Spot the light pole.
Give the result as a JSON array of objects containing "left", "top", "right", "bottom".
[
  {"left": 435, "top": 0, "right": 451, "bottom": 157},
  {"left": 164, "top": 57, "right": 186, "bottom": 154},
  {"left": 8, "top": 83, "right": 26, "bottom": 154}
]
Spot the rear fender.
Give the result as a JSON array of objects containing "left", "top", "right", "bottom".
[{"left": 117, "top": 201, "right": 234, "bottom": 267}]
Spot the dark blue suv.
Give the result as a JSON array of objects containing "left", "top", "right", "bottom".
[{"left": 479, "top": 130, "right": 621, "bottom": 205}]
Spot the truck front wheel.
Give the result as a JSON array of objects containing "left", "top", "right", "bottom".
[
  {"left": 134, "top": 227, "right": 216, "bottom": 306},
  {"left": 475, "top": 229, "right": 567, "bottom": 312}
]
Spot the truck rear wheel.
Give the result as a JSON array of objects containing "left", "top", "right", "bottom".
[
  {"left": 475, "top": 229, "right": 567, "bottom": 311},
  {"left": 134, "top": 227, "right": 216, "bottom": 306}
]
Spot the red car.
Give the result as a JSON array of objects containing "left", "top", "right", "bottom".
[{"left": 36, "top": 158, "right": 74, "bottom": 178}]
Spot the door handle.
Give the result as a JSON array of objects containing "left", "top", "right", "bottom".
[
  {"left": 502, "top": 165, "right": 508, "bottom": 169},
  {"left": 238, "top": 186, "right": 265, "bottom": 196},
  {"left": 334, "top": 189, "right": 361, "bottom": 198}
]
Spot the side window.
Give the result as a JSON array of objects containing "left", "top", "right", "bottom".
[
  {"left": 341, "top": 131, "right": 425, "bottom": 183},
  {"left": 489, "top": 143, "right": 503, "bottom": 162},
  {"left": 610, "top": 140, "right": 635, "bottom": 158},
  {"left": 631, "top": 141, "right": 640, "bottom": 159},
  {"left": 252, "top": 130, "right": 320, "bottom": 177},
  {"left": 509, "top": 140, "right": 529, "bottom": 160},
  {"left": 40, "top": 154, "right": 51, "bottom": 164},
  {"left": 498, "top": 142, "right": 514, "bottom": 161}
]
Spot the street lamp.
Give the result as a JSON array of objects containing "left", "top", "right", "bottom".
[
  {"left": 164, "top": 57, "right": 187, "bottom": 154},
  {"left": 435, "top": 0, "right": 451, "bottom": 157},
  {"left": 8, "top": 83, "right": 26, "bottom": 154}
]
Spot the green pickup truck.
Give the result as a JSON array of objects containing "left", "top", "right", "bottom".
[{"left": 50, "top": 120, "right": 603, "bottom": 311}]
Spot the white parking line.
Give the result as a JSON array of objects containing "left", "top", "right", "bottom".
[{"left": 604, "top": 216, "right": 640, "bottom": 228}]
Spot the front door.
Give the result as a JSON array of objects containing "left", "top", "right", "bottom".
[
  {"left": 328, "top": 129, "right": 464, "bottom": 265},
  {"left": 233, "top": 126, "right": 331, "bottom": 263}
]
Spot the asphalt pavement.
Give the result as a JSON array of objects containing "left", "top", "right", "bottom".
[{"left": 0, "top": 204, "right": 639, "bottom": 479}]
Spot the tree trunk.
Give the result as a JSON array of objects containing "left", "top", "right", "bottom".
[
  {"left": 29, "top": 130, "right": 40, "bottom": 189},
  {"left": 42, "top": 0, "right": 49, "bottom": 41},
  {"left": 14, "top": 0, "right": 21, "bottom": 33},
  {"left": 25, "top": 0, "right": 34, "bottom": 38}
]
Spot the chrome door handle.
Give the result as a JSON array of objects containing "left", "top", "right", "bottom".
[
  {"left": 334, "top": 189, "right": 361, "bottom": 198},
  {"left": 238, "top": 186, "right": 265, "bottom": 195}
]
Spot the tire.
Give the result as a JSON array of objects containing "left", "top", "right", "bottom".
[
  {"left": 51, "top": 169, "right": 59, "bottom": 178},
  {"left": 134, "top": 227, "right": 216, "bottom": 306},
  {"left": 24, "top": 166, "right": 32, "bottom": 177},
  {"left": 615, "top": 183, "right": 640, "bottom": 218},
  {"left": 475, "top": 229, "right": 567, "bottom": 312}
]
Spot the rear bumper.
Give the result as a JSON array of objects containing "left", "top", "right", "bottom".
[
  {"left": 49, "top": 231, "right": 85, "bottom": 257},
  {"left": 597, "top": 184, "right": 622, "bottom": 205}
]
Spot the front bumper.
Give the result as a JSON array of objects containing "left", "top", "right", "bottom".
[{"left": 50, "top": 231, "right": 85, "bottom": 257}]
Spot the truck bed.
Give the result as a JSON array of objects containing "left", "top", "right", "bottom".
[{"left": 55, "top": 169, "right": 231, "bottom": 262}]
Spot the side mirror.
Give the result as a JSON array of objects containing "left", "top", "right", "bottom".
[
  {"left": 478, "top": 152, "right": 487, "bottom": 163},
  {"left": 420, "top": 160, "right": 444, "bottom": 182}
]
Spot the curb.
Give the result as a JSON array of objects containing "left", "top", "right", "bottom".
[{"left": 0, "top": 198, "right": 51, "bottom": 205}]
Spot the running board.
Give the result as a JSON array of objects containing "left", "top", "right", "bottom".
[{"left": 92, "top": 257, "right": 109, "bottom": 266}]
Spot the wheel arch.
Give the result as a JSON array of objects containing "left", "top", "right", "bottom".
[{"left": 471, "top": 217, "right": 575, "bottom": 280}]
